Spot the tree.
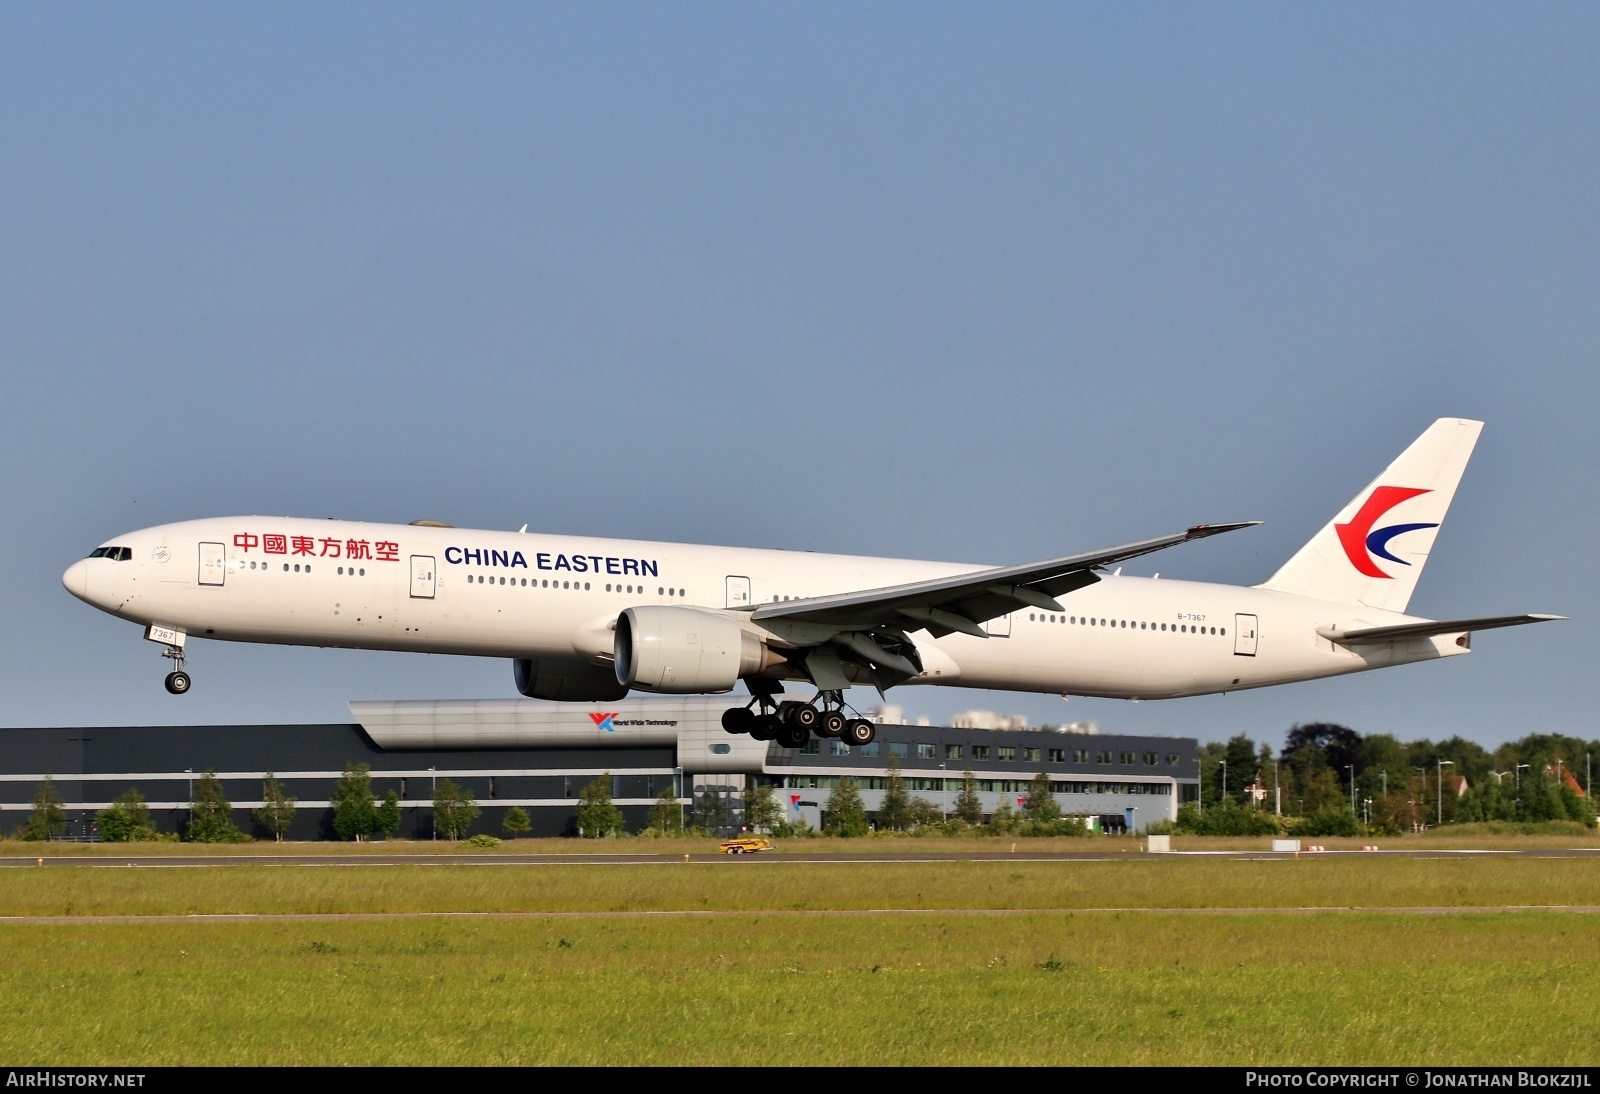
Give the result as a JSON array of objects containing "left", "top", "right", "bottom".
[
  {"left": 20, "top": 777, "right": 68, "bottom": 842},
  {"left": 97, "top": 788, "right": 160, "bottom": 842},
  {"left": 646, "top": 787, "right": 682, "bottom": 833},
  {"left": 331, "top": 763, "right": 377, "bottom": 841},
  {"left": 743, "top": 779, "right": 782, "bottom": 834},
  {"left": 1284, "top": 723, "right": 1363, "bottom": 776},
  {"left": 1223, "top": 735, "right": 1258, "bottom": 805},
  {"left": 694, "top": 785, "right": 730, "bottom": 833},
  {"left": 908, "top": 797, "right": 943, "bottom": 829},
  {"left": 433, "top": 779, "right": 481, "bottom": 840},
  {"left": 824, "top": 778, "right": 870, "bottom": 837},
  {"left": 253, "top": 772, "right": 297, "bottom": 842},
  {"left": 575, "top": 774, "right": 623, "bottom": 838},
  {"left": 187, "top": 769, "right": 249, "bottom": 843},
  {"left": 373, "top": 790, "right": 402, "bottom": 839},
  {"left": 878, "top": 752, "right": 910, "bottom": 831},
  {"left": 953, "top": 768, "right": 984, "bottom": 825},
  {"left": 1023, "top": 772, "right": 1061, "bottom": 823},
  {"left": 502, "top": 805, "right": 532, "bottom": 838}
]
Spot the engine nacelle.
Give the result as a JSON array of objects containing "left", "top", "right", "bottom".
[
  {"left": 614, "top": 605, "right": 770, "bottom": 694},
  {"left": 514, "top": 657, "right": 629, "bottom": 702}
]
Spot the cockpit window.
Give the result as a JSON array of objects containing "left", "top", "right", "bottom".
[
  {"left": 88, "top": 547, "right": 132, "bottom": 561},
  {"left": 86, "top": 548, "right": 109, "bottom": 559}
]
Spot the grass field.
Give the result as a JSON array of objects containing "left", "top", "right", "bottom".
[{"left": 1, "top": 854, "right": 1596, "bottom": 1065}]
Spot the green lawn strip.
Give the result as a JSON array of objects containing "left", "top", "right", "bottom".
[
  {"left": 5, "top": 829, "right": 1594, "bottom": 858},
  {"left": 1, "top": 858, "right": 1598, "bottom": 917},
  {"left": 0, "top": 912, "right": 1592, "bottom": 1065}
]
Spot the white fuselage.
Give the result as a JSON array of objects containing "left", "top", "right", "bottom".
[{"left": 62, "top": 516, "right": 1468, "bottom": 700}]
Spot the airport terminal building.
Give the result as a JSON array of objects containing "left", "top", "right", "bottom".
[{"left": 0, "top": 696, "right": 1198, "bottom": 839}]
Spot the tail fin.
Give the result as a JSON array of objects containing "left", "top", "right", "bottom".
[{"left": 1259, "top": 418, "right": 1483, "bottom": 613}]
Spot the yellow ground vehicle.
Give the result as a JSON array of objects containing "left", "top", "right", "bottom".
[{"left": 719, "top": 837, "right": 773, "bottom": 854}]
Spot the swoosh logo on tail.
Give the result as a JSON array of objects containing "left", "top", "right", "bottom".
[{"left": 1335, "top": 486, "right": 1437, "bottom": 578}]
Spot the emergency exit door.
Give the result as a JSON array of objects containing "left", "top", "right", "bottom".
[
  {"left": 725, "top": 575, "right": 751, "bottom": 609},
  {"left": 198, "top": 542, "right": 225, "bottom": 586},
  {"left": 1234, "top": 614, "right": 1259, "bottom": 656},
  {"left": 409, "top": 555, "right": 436, "bottom": 599}
]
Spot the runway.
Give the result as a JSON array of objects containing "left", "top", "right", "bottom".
[{"left": 3, "top": 847, "right": 1599, "bottom": 867}]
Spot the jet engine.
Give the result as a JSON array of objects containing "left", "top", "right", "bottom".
[
  {"left": 614, "top": 605, "right": 777, "bottom": 693},
  {"left": 513, "top": 657, "right": 629, "bottom": 702}
]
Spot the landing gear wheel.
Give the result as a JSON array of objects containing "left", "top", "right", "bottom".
[
  {"left": 164, "top": 670, "right": 191, "bottom": 695},
  {"left": 750, "top": 714, "right": 781, "bottom": 742},
  {"left": 819, "top": 710, "right": 847, "bottom": 737},
  {"left": 721, "top": 707, "right": 756, "bottom": 734},
  {"left": 777, "top": 722, "right": 810, "bottom": 749},
  {"left": 785, "top": 703, "right": 819, "bottom": 731},
  {"left": 842, "top": 718, "right": 875, "bottom": 747}
]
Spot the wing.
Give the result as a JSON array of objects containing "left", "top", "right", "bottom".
[
  {"left": 752, "top": 521, "right": 1260, "bottom": 638},
  {"left": 1317, "top": 613, "right": 1566, "bottom": 645}
]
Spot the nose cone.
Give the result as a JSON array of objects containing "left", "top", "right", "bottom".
[{"left": 62, "top": 560, "right": 90, "bottom": 602}]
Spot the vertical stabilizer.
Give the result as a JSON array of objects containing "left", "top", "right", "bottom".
[{"left": 1258, "top": 418, "right": 1483, "bottom": 613}]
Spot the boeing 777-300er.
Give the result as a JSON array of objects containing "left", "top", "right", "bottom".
[{"left": 63, "top": 418, "right": 1561, "bottom": 748}]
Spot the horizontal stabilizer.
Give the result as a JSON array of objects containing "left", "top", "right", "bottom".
[{"left": 1317, "top": 614, "right": 1566, "bottom": 645}]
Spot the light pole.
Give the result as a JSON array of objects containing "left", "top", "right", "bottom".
[
  {"left": 1346, "top": 764, "right": 1356, "bottom": 816},
  {"left": 430, "top": 766, "right": 436, "bottom": 840},
  {"left": 1438, "top": 759, "right": 1454, "bottom": 827},
  {"left": 1273, "top": 759, "right": 1281, "bottom": 816},
  {"left": 1413, "top": 767, "right": 1427, "bottom": 831},
  {"left": 1514, "top": 763, "right": 1529, "bottom": 788},
  {"left": 1219, "top": 760, "right": 1227, "bottom": 806},
  {"left": 1363, "top": 797, "right": 1372, "bottom": 827},
  {"left": 1381, "top": 770, "right": 1387, "bottom": 798}
]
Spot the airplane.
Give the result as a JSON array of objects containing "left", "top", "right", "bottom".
[{"left": 61, "top": 417, "right": 1561, "bottom": 749}]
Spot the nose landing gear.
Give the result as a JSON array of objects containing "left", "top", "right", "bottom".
[{"left": 160, "top": 645, "right": 191, "bottom": 695}]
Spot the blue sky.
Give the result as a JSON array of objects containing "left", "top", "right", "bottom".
[{"left": 3, "top": 3, "right": 1595, "bottom": 749}]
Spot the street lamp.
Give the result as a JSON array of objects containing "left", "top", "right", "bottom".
[
  {"left": 1219, "top": 760, "right": 1227, "bottom": 805},
  {"left": 1363, "top": 797, "right": 1372, "bottom": 827},
  {"left": 1514, "top": 763, "right": 1529, "bottom": 788},
  {"left": 1346, "top": 764, "right": 1356, "bottom": 816},
  {"left": 1273, "top": 758, "right": 1281, "bottom": 816},
  {"left": 1437, "top": 760, "right": 1454, "bottom": 827}
]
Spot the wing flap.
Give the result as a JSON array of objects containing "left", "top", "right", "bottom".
[
  {"left": 1318, "top": 614, "right": 1566, "bottom": 645},
  {"left": 750, "top": 522, "right": 1258, "bottom": 630}
]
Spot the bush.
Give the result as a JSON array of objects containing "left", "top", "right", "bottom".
[
  {"left": 1020, "top": 816, "right": 1088, "bottom": 838},
  {"left": 1172, "top": 801, "right": 1284, "bottom": 837},
  {"left": 1289, "top": 808, "right": 1361, "bottom": 837},
  {"left": 97, "top": 788, "right": 163, "bottom": 842},
  {"left": 465, "top": 833, "right": 500, "bottom": 849}
]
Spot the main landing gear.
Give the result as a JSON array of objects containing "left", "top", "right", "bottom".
[{"left": 721, "top": 690, "right": 875, "bottom": 749}]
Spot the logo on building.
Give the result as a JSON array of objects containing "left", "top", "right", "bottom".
[{"left": 589, "top": 712, "right": 617, "bottom": 732}]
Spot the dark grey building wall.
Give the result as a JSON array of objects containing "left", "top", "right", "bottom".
[{"left": 0, "top": 723, "right": 675, "bottom": 841}]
